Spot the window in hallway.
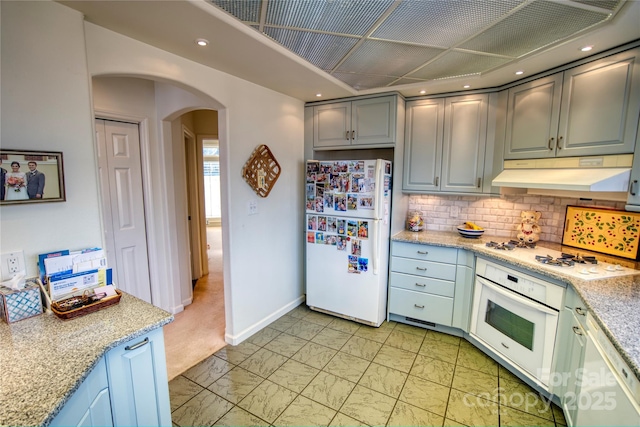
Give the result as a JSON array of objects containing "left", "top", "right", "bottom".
[{"left": 203, "top": 138, "right": 221, "bottom": 224}]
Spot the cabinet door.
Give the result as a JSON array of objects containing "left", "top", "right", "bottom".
[
  {"left": 558, "top": 47, "right": 640, "bottom": 157},
  {"left": 441, "top": 94, "right": 488, "bottom": 193},
  {"left": 402, "top": 98, "right": 444, "bottom": 191},
  {"left": 452, "top": 251, "right": 474, "bottom": 332},
  {"left": 626, "top": 119, "right": 640, "bottom": 208},
  {"left": 558, "top": 308, "right": 586, "bottom": 427},
  {"left": 105, "top": 328, "right": 171, "bottom": 427},
  {"left": 504, "top": 74, "right": 563, "bottom": 160},
  {"left": 313, "top": 102, "right": 351, "bottom": 148},
  {"left": 351, "top": 96, "right": 396, "bottom": 146},
  {"left": 50, "top": 358, "right": 113, "bottom": 427}
]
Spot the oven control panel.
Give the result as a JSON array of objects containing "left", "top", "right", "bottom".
[{"left": 476, "top": 257, "right": 565, "bottom": 310}]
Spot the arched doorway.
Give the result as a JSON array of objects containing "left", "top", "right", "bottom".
[{"left": 91, "top": 76, "right": 228, "bottom": 378}]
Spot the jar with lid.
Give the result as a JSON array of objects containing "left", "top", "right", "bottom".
[{"left": 406, "top": 211, "right": 424, "bottom": 232}]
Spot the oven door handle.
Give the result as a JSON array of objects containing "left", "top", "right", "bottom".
[{"left": 476, "top": 276, "right": 557, "bottom": 316}]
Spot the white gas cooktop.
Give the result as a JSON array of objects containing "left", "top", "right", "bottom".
[{"left": 474, "top": 241, "right": 640, "bottom": 281}]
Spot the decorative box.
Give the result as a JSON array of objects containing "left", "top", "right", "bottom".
[{"left": 0, "top": 281, "right": 43, "bottom": 323}]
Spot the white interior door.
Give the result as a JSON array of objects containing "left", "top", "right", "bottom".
[{"left": 95, "top": 119, "right": 152, "bottom": 302}]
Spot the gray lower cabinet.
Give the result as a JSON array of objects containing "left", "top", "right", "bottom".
[
  {"left": 106, "top": 327, "right": 171, "bottom": 427},
  {"left": 553, "top": 286, "right": 640, "bottom": 426},
  {"left": 388, "top": 242, "right": 474, "bottom": 330},
  {"left": 50, "top": 358, "right": 113, "bottom": 427},
  {"left": 403, "top": 93, "right": 488, "bottom": 194},
  {"left": 50, "top": 327, "right": 171, "bottom": 427},
  {"left": 553, "top": 287, "right": 587, "bottom": 427},
  {"left": 505, "top": 46, "right": 640, "bottom": 160}
]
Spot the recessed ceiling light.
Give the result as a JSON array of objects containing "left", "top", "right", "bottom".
[
  {"left": 419, "top": 90, "right": 426, "bottom": 95},
  {"left": 580, "top": 45, "right": 593, "bottom": 52},
  {"left": 463, "top": 85, "right": 471, "bottom": 89},
  {"left": 315, "top": 93, "right": 322, "bottom": 97},
  {"left": 515, "top": 70, "right": 524, "bottom": 75},
  {"left": 195, "top": 38, "right": 209, "bottom": 47}
]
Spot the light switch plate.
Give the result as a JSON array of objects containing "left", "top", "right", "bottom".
[{"left": 248, "top": 200, "right": 258, "bottom": 215}]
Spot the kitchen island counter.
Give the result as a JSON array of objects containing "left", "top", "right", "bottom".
[
  {"left": 0, "top": 292, "right": 173, "bottom": 426},
  {"left": 392, "top": 230, "right": 640, "bottom": 383}
]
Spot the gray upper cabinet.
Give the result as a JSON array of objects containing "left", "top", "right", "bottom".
[
  {"left": 313, "top": 95, "right": 397, "bottom": 149},
  {"left": 505, "top": 47, "right": 640, "bottom": 160},
  {"left": 402, "top": 98, "right": 444, "bottom": 191},
  {"left": 403, "top": 93, "right": 488, "bottom": 194},
  {"left": 441, "top": 94, "right": 488, "bottom": 193}
]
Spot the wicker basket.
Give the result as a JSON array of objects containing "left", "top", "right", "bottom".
[{"left": 51, "top": 290, "right": 122, "bottom": 320}]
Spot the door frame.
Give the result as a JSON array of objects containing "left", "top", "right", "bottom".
[{"left": 93, "top": 110, "right": 162, "bottom": 305}]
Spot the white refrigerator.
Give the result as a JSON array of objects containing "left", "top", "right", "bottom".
[{"left": 305, "top": 159, "right": 392, "bottom": 327}]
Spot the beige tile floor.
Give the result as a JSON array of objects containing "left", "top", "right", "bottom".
[{"left": 169, "top": 306, "right": 567, "bottom": 426}]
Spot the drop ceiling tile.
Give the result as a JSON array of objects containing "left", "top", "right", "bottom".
[
  {"left": 408, "top": 51, "right": 511, "bottom": 80},
  {"left": 372, "top": 0, "right": 525, "bottom": 48},
  {"left": 330, "top": 72, "right": 398, "bottom": 90},
  {"left": 458, "top": 0, "right": 610, "bottom": 57},
  {"left": 336, "top": 39, "right": 445, "bottom": 76},
  {"left": 264, "top": 28, "right": 358, "bottom": 70},
  {"left": 209, "top": 0, "right": 261, "bottom": 23},
  {"left": 265, "top": 0, "right": 396, "bottom": 36}
]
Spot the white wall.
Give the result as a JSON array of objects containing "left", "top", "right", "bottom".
[
  {"left": 0, "top": 1, "right": 102, "bottom": 271},
  {"left": 84, "top": 22, "right": 306, "bottom": 343}
]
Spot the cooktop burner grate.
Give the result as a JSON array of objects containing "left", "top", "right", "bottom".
[{"left": 485, "top": 240, "right": 537, "bottom": 250}]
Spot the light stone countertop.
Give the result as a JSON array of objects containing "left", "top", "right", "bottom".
[
  {"left": 0, "top": 292, "right": 173, "bottom": 427},
  {"left": 392, "top": 230, "right": 640, "bottom": 383}
]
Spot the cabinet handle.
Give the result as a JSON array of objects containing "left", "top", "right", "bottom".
[
  {"left": 416, "top": 267, "right": 427, "bottom": 271},
  {"left": 434, "top": 177, "right": 439, "bottom": 187},
  {"left": 501, "top": 342, "right": 509, "bottom": 349},
  {"left": 548, "top": 137, "right": 555, "bottom": 150},
  {"left": 572, "top": 326, "right": 583, "bottom": 336},
  {"left": 414, "top": 304, "right": 425, "bottom": 309},
  {"left": 556, "top": 136, "right": 563, "bottom": 150},
  {"left": 345, "top": 131, "right": 350, "bottom": 140},
  {"left": 415, "top": 283, "right": 426, "bottom": 287},
  {"left": 416, "top": 250, "right": 428, "bottom": 255},
  {"left": 630, "top": 180, "right": 638, "bottom": 196},
  {"left": 125, "top": 337, "right": 149, "bottom": 351},
  {"left": 351, "top": 130, "right": 355, "bottom": 140},
  {"left": 575, "top": 307, "right": 586, "bottom": 316},
  {"left": 477, "top": 177, "right": 481, "bottom": 188}
]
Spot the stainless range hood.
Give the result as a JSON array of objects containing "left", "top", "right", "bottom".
[{"left": 492, "top": 155, "right": 633, "bottom": 199}]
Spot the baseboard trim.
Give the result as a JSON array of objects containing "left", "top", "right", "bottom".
[{"left": 225, "top": 295, "right": 306, "bottom": 345}]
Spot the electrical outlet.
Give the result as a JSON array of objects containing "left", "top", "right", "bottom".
[
  {"left": 1, "top": 250, "right": 25, "bottom": 281},
  {"left": 248, "top": 200, "right": 258, "bottom": 215}
]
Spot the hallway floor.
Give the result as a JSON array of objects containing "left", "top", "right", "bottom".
[
  {"left": 168, "top": 306, "right": 567, "bottom": 426},
  {"left": 164, "top": 226, "right": 226, "bottom": 380}
]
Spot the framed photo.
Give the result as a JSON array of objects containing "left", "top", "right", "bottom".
[{"left": 1, "top": 149, "right": 65, "bottom": 205}]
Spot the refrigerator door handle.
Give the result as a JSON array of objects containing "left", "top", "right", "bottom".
[
  {"left": 372, "top": 219, "right": 379, "bottom": 275},
  {"left": 374, "top": 159, "right": 384, "bottom": 219}
]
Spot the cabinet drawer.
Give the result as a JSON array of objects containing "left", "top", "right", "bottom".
[
  {"left": 390, "top": 271, "right": 455, "bottom": 298},
  {"left": 389, "top": 288, "right": 453, "bottom": 326},
  {"left": 390, "top": 257, "right": 456, "bottom": 281},
  {"left": 391, "top": 241, "right": 457, "bottom": 263}
]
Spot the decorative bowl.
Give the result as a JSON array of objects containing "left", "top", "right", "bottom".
[{"left": 456, "top": 225, "right": 485, "bottom": 238}]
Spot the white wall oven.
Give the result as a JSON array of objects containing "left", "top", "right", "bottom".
[{"left": 471, "top": 258, "right": 564, "bottom": 388}]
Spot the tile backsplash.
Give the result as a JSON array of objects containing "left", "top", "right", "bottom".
[{"left": 408, "top": 194, "right": 627, "bottom": 244}]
